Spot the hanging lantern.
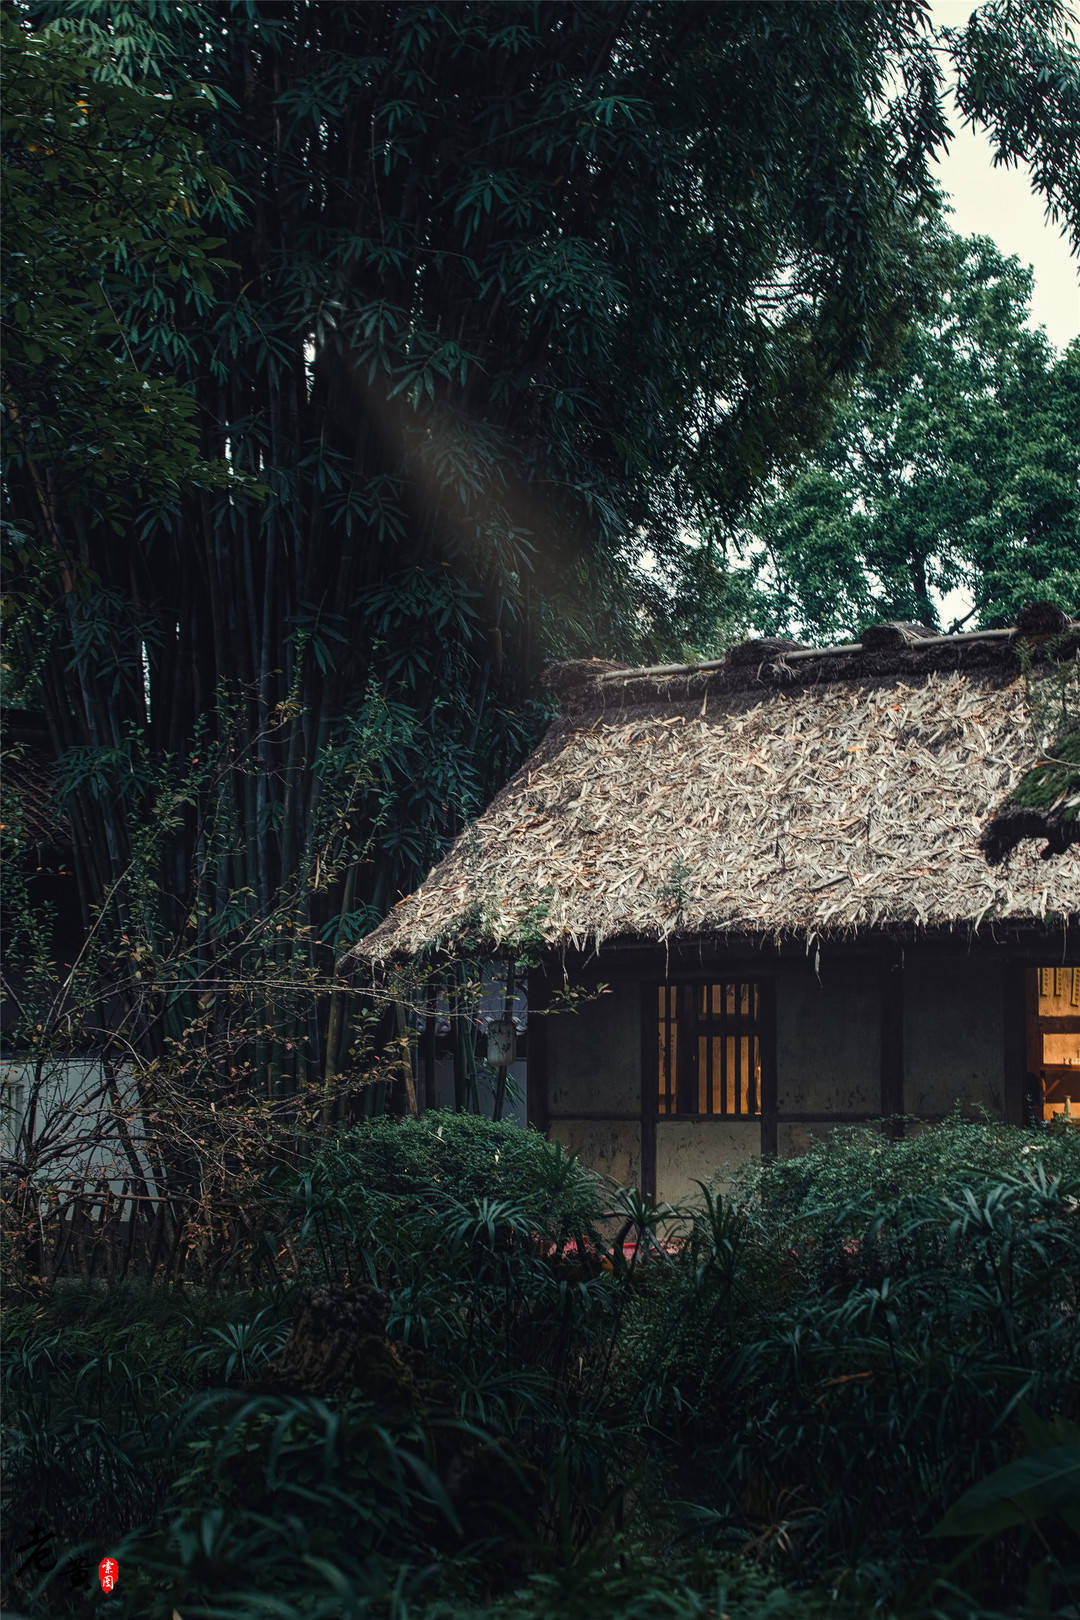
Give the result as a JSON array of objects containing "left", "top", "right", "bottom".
[{"left": 487, "top": 1017, "right": 516, "bottom": 1066}]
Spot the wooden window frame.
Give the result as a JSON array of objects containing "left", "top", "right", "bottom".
[
  {"left": 642, "top": 976, "right": 776, "bottom": 1195},
  {"left": 1026, "top": 963, "right": 1080, "bottom": 1122},
  {"left": 657, "top": 979, "right": 764, "bottom": 1121}
]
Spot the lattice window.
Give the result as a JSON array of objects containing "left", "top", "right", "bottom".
[
  {"left": 1029, "top": 965, "right": 1080, "bottom": 1122},
  {"left": 657, "top": 982, "right": 762, "bottom": 1117}
]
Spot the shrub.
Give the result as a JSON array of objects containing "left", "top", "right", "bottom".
[
  {"left": 727, "top": 1110, "right": 1080, "bottom": 1237},
  {"left": 311, "top": 1109, "right": 603, "bottom": 1224},
  {"left": 5, "top": 1116, "right": 1078, "bottom": 1618},
  {"left": 624, "top": 1118, "right": 1080, "bottom": 1610}
]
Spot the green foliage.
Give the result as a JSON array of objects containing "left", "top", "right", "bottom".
[
  {"left": 623, "top": 1116, "right": 1080, "bottom": 1611},
  {"left": 188, "top": 1307, "right": 289, "bottom": 1386},
  {"left": 0, "top": 1283, "right": 291, "bottom": 1607},
  {"left": 934, "top": 1437, "right": 1080, "bottom": 1539},
  {"left": 0, "top": 682, "right": 442, "bottom": 1291},
  {"left": 2, "top": 1117, "right": 627, "bottom": 1618},
  {"left": 741, "top": 235, "right": 1080, "bottom": 638},
  {"left": 726, "top": 1108, "right": 1080, "bottom": 1231},
  {"left": 303, "top": 1110, "right": 598, "bottom": 1227},
  {"left": 4, "top": 11, "right": 1080, "bottom": 1596},
  {"left": 289, "top": 1117, "right": 618, "bottom": 1436},
  {"left": 418, "top": 1560, "right": 844, "bottom": 1620},
  {"left": 4, "top": 1117, "right": 1079, "bottom": 1618},
  {"left": 0, "top": 8, "right": 240, "bottom": 524},
  {"left": 1006, "top": 727, "right": 1080, "bottom": 818}
]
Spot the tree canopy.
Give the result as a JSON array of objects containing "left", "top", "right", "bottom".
[
  {"left": 740, "top": 235, "right": 1080, "bottom": 640},
  {"left": 0, "top": 10, "right": 239, "bottom": 537}
]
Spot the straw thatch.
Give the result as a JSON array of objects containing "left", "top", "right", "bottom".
[{"left": 348, "top": 620, "right": 1080, "bottom": 962}]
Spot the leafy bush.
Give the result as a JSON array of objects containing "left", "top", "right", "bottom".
[
  {"left": 2, "top": 1120, "right": 632, "bottom": 1617},
  {"left": 308, "top": 1110, "right": 603, "bottom": 1226},
  {"left": 0, "top": 1283, "right": 299, "bottom": 1613},
  {"left": 286, "top": 1115, "right": 637, "bottom": 1528},
  {"left": 4, "top": 1116, "right": 1079, "bottom": 1619},
  {"left": 625, "top": 1118, "right": 1080, "bottom": 1611},
  {"left": 727, "top": 1110, "right": 1080, "bottom": 1235}
]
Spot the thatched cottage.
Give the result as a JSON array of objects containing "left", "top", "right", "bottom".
[{"left": 349, "top": 608, "right": 1080, "bottom": 1204}]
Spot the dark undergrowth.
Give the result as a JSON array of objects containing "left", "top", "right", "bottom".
[{"left": 2, "top": 1111, "right": 1079, "bottom": 1619}]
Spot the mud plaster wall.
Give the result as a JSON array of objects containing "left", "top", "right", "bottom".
[
  {"left": 903, "top": 955, "right": 1005, "bottom": 1116},
  {"left": 776, "top": 960, "right": 881, "bottom": 1114},
  {"left": 777, "top": 1119, "right": 886, "bottom": 1157},
  {"left": 656, "top": 1119, "right": 759, "bottom": 1205},
  {"left": 546, "top": 979, "right": 640, "bottom": 1116},
  {"left": 539, "top": 950, "right": 1010, "bottom": 1193},
  {"left": 545, "top": 979, "right": 641, "bottom": 1187},
  {"left": 547, "top": 1119, "right": 642, "bottom": 1187}
]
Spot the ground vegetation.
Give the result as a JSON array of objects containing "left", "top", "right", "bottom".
[{"left": 2, "top": 1113, "right": 1078, "bottom": 1618}]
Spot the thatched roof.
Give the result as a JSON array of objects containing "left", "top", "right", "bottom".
[{"left": 348, "top": 615, "right": 1080, "bottom": 963}]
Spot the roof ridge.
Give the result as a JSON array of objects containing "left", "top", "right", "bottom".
[
  {"left": 594, "top": 626, "right": 1015, "bottom": 685},
  {"left": 541, "top": 607, "right": 1078, "bottom": 714},
  {"left": 594, "top": 613, "right": 1077, "bottom": 687}
]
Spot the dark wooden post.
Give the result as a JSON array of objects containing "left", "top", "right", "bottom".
[
  {"left": 639, "top": 981, "right": 657, "bottom": 1198},
  {"left": 420, "top": 980, "right": 437, "bottom": 1115},
  {"left": 1003, "top": 960, "right": 1028, "bottom": 1126},
  {"left": 759, "top": 978, "right": 778, "bottom": 1156},
  {"left": 676, "top": 981, "right": 699, "bottom": 1115}
]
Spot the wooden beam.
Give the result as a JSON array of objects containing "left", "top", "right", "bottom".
[
  {"left": 759, "top": 978, "right": 777, "bottom": 1156},
  {"left": 547, "top": 1110, "right": 641, "bottom": 1123},
  {"left": 775, "top": 1111, "right": 889, "bottom": 1123},
  {"left": 640, "top": 981, "right": 657, "bottom": 1199},
  {"left": 1024, "top": 965, "right": 1044, "bottom": 1128},
  {"left": 676, "top": 981, "right": 700, "bottom": 1115}
]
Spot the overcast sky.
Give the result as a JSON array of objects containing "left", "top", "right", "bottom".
[{"left": 929, "top": 0, "right": 1079, "bottom": 352}]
